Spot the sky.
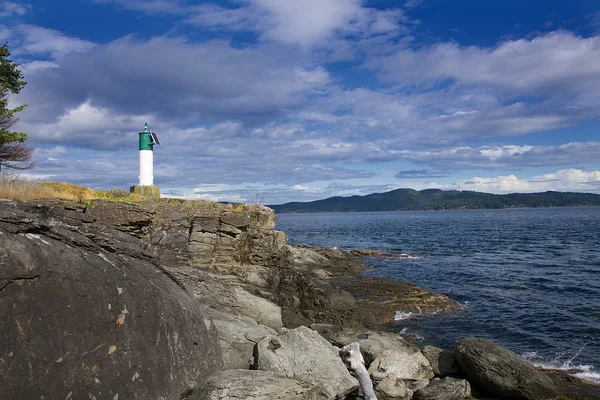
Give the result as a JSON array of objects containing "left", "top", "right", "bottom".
[{"left": 2, "top": 0, "right": 600, "bottom": 204}]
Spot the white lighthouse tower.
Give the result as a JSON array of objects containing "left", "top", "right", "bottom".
[{"left": 130, "top": 122, "right": 161, "bottom": 197}]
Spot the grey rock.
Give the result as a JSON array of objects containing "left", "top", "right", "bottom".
[
  {"left": 288, "top": 245, "right": 331, "bottom": 268},
  {"left": 369, "top": 349, "right": 434, "bottom": 382},
  {"left": 375, "top": 375, "right": 411, "bottom": 399},
  {"left": 413, "top": 377, "right": 471, "bottom": 400},
  {"left": 405, "top": 379, "right": 430, "bottom": 391},
  {"left": 202, "top": 307, "right": 276, "bottom": 370},
  {"left": 0, "top": 201, "right": 223, "bottom": 400},
  {"left": 195, "top": 369, "right": 309, "bottom": 400},
  {"left": 233, "top": 287, "right": 283, "bottom": 330},
  {"left": 422, "top": 346, "right": 462, "bottom": 377},
  {"left": 454, "top": 337, "right": 557, "bottom": 400},
  {"left": 325, "top": 328, "right": 418, "bottom": 367},
  {"left": 254, "top": 326, "right": 358, "bottom": 399}
]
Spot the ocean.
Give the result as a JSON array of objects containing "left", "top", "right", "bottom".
[{"left": 276, "top": 207, "right": 600, "bottom": 383}]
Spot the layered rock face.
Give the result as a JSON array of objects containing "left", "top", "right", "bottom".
[{"left": 0, "top": 200, "right": 223, "bottom": 399}]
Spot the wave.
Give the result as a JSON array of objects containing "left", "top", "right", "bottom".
[
  {"left": 522, "top": 347, "right": 599, "bottom": 384},
  {"left": 573, "top": 370, "right": 600, "bottom": 383},
  {"left": 394, "top": 311, "right": 417, "bottom": 321}
]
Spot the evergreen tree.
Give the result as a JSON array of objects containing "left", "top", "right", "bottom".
[{"left": 0, "top": 42, "right": 33, "bottom": 172}]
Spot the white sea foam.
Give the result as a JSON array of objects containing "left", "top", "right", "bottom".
[
  {"left": 394, "top": 308, "right": 424, "bottom": 321},
  {"left": 398, "top": 253, "right": 422, "bottom": 259},
  {"left": 394, "top": 311, "right": 414, "bottom": 321},
  {"left": 522, "top": 348, "right": 599, "bottom": 384},
  {"left": 573, "top": 371, "right": 600, "bottom": 383}
]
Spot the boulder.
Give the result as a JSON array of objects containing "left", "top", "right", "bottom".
[
  {"left": 0, "top": 201, "right": 223, "bottom": 400},
  {"left": 422, "top": 346, "right": 462, "bottom": 377},
  {"left": 368, "top": 349, "right": 435, "bottom": 382},
  {"left": 375, "top": 375, "right": 411, "bottom": 399},
  {"left": 454, "top": 337, "right": 557, "bottom": 400},
  {"left": 254, "top": 326, "right": 357, "bottom": 399},
  {"left": 413, "top": 377, "right": 471, "bottom": 400},
  {"left": 202, "top": 307, "right": 276, "bottom": 370},
  {"left": 194, "top": 369, "right": 309, "bottom": 400},
  {"left": 323, "top": 327, "right": 418, "bottom": 367}
]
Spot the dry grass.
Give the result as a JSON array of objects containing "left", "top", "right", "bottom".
[
  {"left": 0, "top": 175, "right": 144, "bottom": 202},
  {"left": 0, "top": 176, "right": 264, "bottom": 213}
]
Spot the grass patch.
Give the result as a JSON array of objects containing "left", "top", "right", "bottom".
[
  {"left": 0, "top": 175, "right": 144, "bottom": 202},
  {"left": 0, "top": 176, "right": 267, "bottom": 214}
]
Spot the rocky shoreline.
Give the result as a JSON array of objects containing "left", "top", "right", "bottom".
[{"left": 0, "top": 198, "right": 598, "bottom": 399}]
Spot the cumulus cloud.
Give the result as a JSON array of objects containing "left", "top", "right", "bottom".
[
  {"left": 8, "top": 3, "right": 600, "bottom": 204},
  {"left": 373, "top": 31, "right": 600, "bottom": 100},
  {"left": 0, "top": 1, "right": 29, "bottom": 17},
  {"left": 297, "top": 87, "right": 581, "bottom": 146},
  {"left": 12, "top": 25, "right": 96, "bottom": 59},
  {"left": 458, "top": 169, "right": 600, "bottom": 193},
  {"left": 106, "top": 0, "right": 410, "bottom": 48},
  {"left": 14, "top": 33, "right": 331, "bottom": 124},
  {"left": 395, "top": 142, "right": 600, "bottom": 169},
  {"left": 18, "top": 100, "right": 152, "bottom": 150}
]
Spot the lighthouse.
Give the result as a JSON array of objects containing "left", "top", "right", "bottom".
[{"left": 130, "top": 122, "right": 161, "bottom": 198}]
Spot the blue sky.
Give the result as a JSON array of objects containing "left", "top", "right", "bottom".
[{"left": 2, "top": 0, "right": 600, "bottom": 204}]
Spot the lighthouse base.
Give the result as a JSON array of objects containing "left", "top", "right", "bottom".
[{"left": 130, "top": 185, "right": 160, "bottom": 198}]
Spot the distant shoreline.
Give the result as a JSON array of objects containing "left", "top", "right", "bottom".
[
  {"left": 269, "top": 188, "right": 600, "bottom": 214},
  {"left": 273, "top": 204, "right": 600, "bottom": 214}
]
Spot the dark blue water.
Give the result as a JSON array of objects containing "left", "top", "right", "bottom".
[{"left": 276, "top": 207, "right": 600, "bottom": 382}]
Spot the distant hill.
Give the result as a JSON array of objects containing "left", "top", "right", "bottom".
[{"left": 269, "top": 189, "right": 600, "bottom": 213}]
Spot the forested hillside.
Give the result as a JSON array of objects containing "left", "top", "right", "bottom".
[{"left": 270, "top": 189, "right": 600, "bottom": 213}]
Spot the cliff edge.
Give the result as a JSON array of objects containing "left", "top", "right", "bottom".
[{"left": 0, "top": 198, "right": 461, "bottom": 399}]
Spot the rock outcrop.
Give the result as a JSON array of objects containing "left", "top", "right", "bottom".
[
  {"left": 0, "top": 200, "right": 223, "bottom": 400},
  {"left": 6, "top": 198, "right": 562, "bottom": 400}
]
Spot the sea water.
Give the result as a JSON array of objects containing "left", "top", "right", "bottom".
[{"left": 276, "top": 207, "right": 600, "bottom": 383}]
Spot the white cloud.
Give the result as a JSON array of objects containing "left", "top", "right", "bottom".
[
  {"left": 187, "top": 0, "right": 409, "bottom": 47},
  {"left": 396, "top": 142, "right": 600, "bottom": 169},
  {"left": 14, "top": 34, "right": 332, "bottom": 125},
  {"left": 374, "top": 31, "right": 600, "bottom": 100},
  {"left": 13, "top": 25, "right": 95, "bottom": 59},
  {"left": 20, "top": 100, "right": 152, "bottom": 149},
  {"left": 94, "top": 0, "right": 183, "bottom": 15},
  {"left": 0, "top": 2, "right": 29, "bottom": 17},
  {"left": 292, "top": 184, "right": 310, "bottom": 191},
  {"left": 458, "top": 169, "right": 600, "bottom": 193}
]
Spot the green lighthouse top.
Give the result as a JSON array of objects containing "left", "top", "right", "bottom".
[{"left": 138, "top": 122, "right": 153, "bottom": 151}]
